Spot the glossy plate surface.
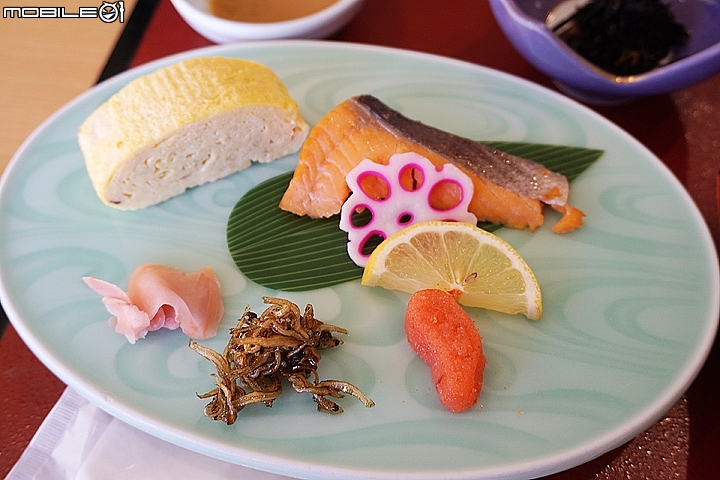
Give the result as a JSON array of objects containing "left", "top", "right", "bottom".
[{"left": 1, "top": 41, "right": 717, "bottom": 480}]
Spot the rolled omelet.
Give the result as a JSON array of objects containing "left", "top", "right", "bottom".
[{"left": 78, "top": 57, "right": 309, "bottom": 209}]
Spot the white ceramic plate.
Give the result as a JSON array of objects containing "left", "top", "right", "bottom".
[{"left": 1, "top": 41, "right": 717, "bottom": 480}]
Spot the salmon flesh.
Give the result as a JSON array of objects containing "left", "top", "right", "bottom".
[{"left": 279, "top": 95, "right": 584, "bottom": 233}]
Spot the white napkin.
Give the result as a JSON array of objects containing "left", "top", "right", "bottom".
[{"left": 6, "top": 388, "right": 291, "bottom": 480}]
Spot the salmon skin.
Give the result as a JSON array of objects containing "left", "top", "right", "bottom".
[{"left": 279, "top": 95, "right": 584, "bottom": 233}]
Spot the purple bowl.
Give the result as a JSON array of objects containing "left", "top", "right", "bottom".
[{"left": 489, "top": 0, "right": 720, "bottom": 104}]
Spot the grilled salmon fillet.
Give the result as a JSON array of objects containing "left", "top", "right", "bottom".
[{"left": 279, "top": 95, "right": 584, "bottom": 233}]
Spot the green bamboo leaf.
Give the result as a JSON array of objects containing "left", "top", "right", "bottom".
[{"left": 227, "top": 143, "right": 603, "bottom": 292}]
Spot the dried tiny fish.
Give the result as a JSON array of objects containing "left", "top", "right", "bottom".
[{"left": 190, "top": 296, "right": 374, "bottom": 424}]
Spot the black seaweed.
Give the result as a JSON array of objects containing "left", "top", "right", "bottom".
[{"left": 553, "top": 0, "right": 689, "bottom": 76}]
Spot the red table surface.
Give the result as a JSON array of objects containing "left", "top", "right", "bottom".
[{"left": 2, "top": 0, "right": 719, "bottom": 478}]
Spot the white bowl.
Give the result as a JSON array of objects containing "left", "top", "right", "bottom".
[{"left": 170, "top": 0, "right": 366, "bottom": 43}]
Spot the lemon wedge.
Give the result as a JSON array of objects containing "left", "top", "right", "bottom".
[{"left": 361, "top": 221, "right": 542, "bottom": 320}]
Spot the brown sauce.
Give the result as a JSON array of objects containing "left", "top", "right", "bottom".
[{"left": 210, "top": 0, "right": 339, "bottom": 23}]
